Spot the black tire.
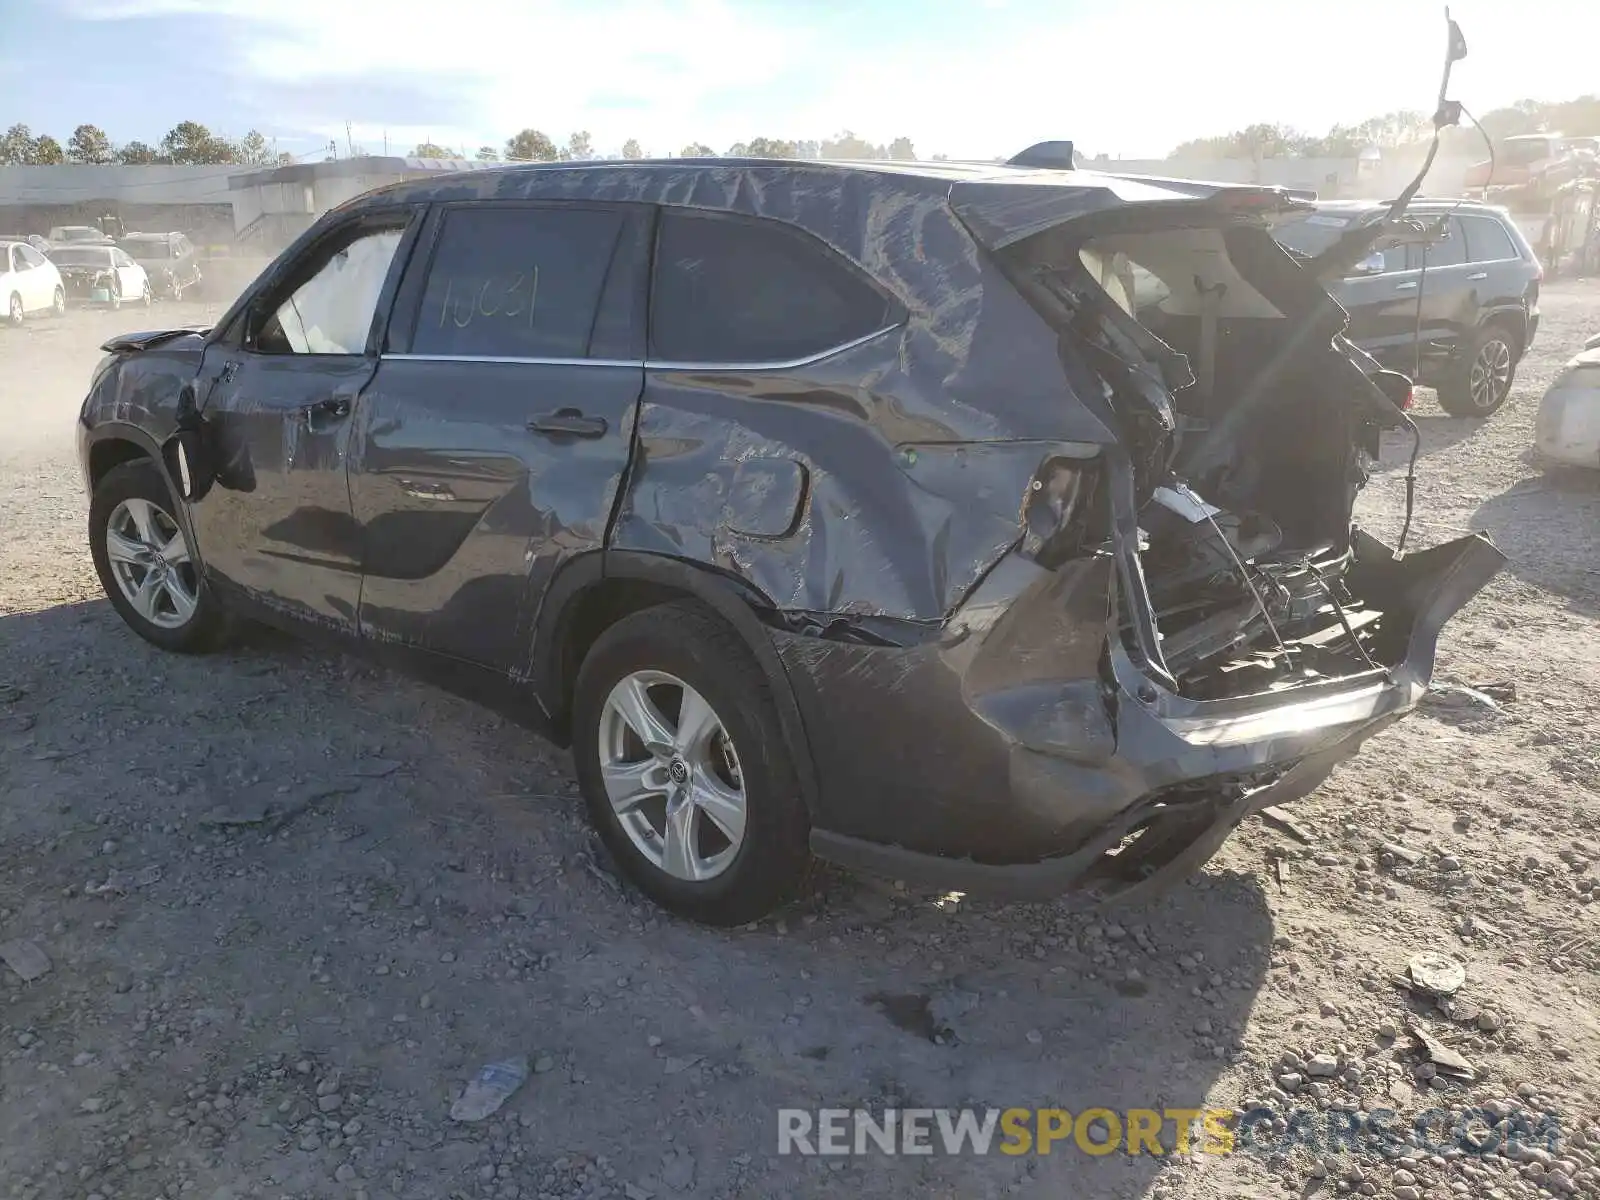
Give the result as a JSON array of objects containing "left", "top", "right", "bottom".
[
  {"left": 51, "top": 285, "right": 65, "bottom": 317},
  {"left": 7, "top": 291, "right": 22, "bottom": 326},
  {"left": 1438, "top": 323, "right": 1520, "bottom": 418},
  {"left": 89, "top": 459, "right": 230, "bottom": 654},
  {"left": 107, "top": 279, "right": 121, "bottom": 311},
  {"left": 141, "top": 281, "right": 152, "bottom": 307},
  {"left": 570, "top": 600, "right": 813, "bottom": 925}
]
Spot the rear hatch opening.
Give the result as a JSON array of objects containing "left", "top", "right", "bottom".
[{"left": 1001, "top": 209, "right": 1422, "bottom": 703}]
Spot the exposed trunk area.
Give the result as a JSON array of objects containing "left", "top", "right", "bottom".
[{"left": 1006, "top": 214, "right": 1411, "bottom": 701}]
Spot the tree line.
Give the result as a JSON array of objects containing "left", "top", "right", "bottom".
[
  {"left": 0, "top": 121, "right": 927, "bottom": 168},
  {"left": 1167, "top": 95, "right": 1600, "bottom": 161},
  {"left": 427, "top": 130, "right": 924, "bottom": 163},
  {"left": 0, "top": 121, "right": 289, "bottom": 167}
]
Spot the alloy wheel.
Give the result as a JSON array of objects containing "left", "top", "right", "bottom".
[
  {"left": 104, "top": 498, "right": 198, "bottom": 629},
  {"left": 7, "top": 293, "right": 21, "bottom": 325},
  {"left": 51, "top": 286, "right": 65, "bottom": 316},
  {"left": 598, "top": 670, "right": 747, "bottom": 882},
  {"left": 1469, "top": 339, "right": 1512, "bottom": 412}
]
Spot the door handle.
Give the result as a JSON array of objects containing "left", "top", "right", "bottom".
[
  {"left": 1394, "top": 281, "right": 1419, "bottom": 291},
  {"left": 527, "top": 408, "right": 608, "bottom": 438},
  {"left": 301, "top": 396, "right": 351, "bottom": 428},
  {"left": 1467, "top": 271, "right": 1488, "bottom": 281}
]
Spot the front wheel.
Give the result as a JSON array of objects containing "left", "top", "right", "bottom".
[
  {"left": 89, "top": 460, "right": 229, "bottom": 654},
  {"left": 141, "top": 281, "right": 152, "bottom": 307},
  {"left": 51, "top": 285, "right": 65, "bottom": 317},
  {"left": 107, "top": 280, "right": 122, "bottom": 311},
  {"left": 1438, "top": 326, "right": 1519, "bottom": 418},
  {"left": 7, "top": 291, "right": 22, "bottom": 326},
  {"left": 570, "top": 601, "right": 813, "bottom": 926}
]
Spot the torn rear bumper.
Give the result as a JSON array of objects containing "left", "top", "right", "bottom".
[{"left": 787, "top": 529, "right": 1505, "bottom": 905}]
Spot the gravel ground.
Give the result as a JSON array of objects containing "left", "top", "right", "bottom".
[{"left": 2, "top": 284, "right": 1598, "bottom": 1200}]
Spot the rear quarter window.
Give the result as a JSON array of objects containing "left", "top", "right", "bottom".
[
  {"left": 650, "top": 211, "right": 893, "bottom": 364},
  {"left": 411, "top": 206, "right": 626, "bottom": 359}
]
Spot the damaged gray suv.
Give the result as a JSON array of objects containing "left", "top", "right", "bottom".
[{"left": 76, "top": 152, "right": 1505, "bottom": 925}]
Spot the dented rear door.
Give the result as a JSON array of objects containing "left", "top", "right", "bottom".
[{"left": 350, "top": 201, "right": 649, "bottom": 673}]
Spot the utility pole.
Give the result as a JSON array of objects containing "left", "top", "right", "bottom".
[{"left": 346, "top": 121, "right": 354, "bottom": 158}]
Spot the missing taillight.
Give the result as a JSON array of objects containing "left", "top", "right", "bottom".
[{"left": 1020, "top": 457, "right": 1099, "bottom": 570}]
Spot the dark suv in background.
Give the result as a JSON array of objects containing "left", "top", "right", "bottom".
[{"left": 1274, "top": 199, "right": 1541, "bottom": 416}]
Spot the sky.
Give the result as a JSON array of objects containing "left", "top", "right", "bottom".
[{"left": 2, "top": 0, "right": 1595, "bottom": 162}]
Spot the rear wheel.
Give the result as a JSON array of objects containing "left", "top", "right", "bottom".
[
  {"left": 571, "top": 601, "right": 813, "bottom": 925},
  {"left": 1438, "top": 325, "right": 1519, "bottom": 417},
  {"left": 89, "top": 459, "right": 230, "bottom": 654}
]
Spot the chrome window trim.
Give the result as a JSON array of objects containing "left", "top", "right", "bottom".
[{"left": 383, "top": 323, "right": 901, "bottom": 372}]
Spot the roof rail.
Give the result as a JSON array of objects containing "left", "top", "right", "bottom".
[{"left": 1007, "top": 141, "right": 1077, "bottom": 170}]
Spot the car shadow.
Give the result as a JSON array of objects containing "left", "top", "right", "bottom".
[
  {"left": 0, "top": 598, "right": 1270, "bottom": 1199},
  {"left": 1373, "top": 406, "right": 1479, "bottom": 469},
  {"left": 1471, "top": 466, "right": 1600, "bottom": 619}
]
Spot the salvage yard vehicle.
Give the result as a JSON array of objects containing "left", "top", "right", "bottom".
[
  {"left": 47, "top": 224, "right": 113, "bottom": 246},
  {"left": 50, "top": 245, "right": 151, "bottom": 309},
  {"left": 1, "top": 238, "right": 65, "bottom": 325},
  {"left": 74, "top": 145, "right": 1506, "bottom": 925},
  {"left": 1534, "top": 331, "right": 1600, "bottom": 469},
  {"left": 116, "top": 231, "right": 203, "bottom": 300},
  {"left": 1273, "top": 198, "right": 1542, "bottom": 416}
]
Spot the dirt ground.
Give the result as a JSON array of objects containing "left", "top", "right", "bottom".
[{"left": 2, "top": 282, "right": 1598, "bottom": 1200}]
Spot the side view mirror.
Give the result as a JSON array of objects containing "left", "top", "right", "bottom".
[{"left": 1351, "top": 252, "right": 1387, "bottom": 276}]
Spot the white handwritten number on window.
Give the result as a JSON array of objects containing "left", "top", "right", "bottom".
[{"left": 438, "top": 267, "right": 541, "bottom": 332}]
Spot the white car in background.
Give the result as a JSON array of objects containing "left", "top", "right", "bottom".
[
  {"left": 46, "top": 245, "right": 152, "bottom": 310},
  {"left": 1535, "top": 332, "right": 1600, "bottom": 470},
  {"left": 1, "top": 238, "right": 66, "bottom": 325}
]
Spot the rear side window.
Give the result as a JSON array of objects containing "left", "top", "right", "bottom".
[
  {"left": 650, "top": 211, "right": 891, "bottom": 364},
  {"left": 1460, "top": 215, "right": 1519, "bottom": 262},
  {"left": 412, "top": 206, "right": 624, "bottom": 359}
]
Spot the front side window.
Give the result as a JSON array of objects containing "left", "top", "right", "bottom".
[
  {"left": 256, "top": 224, "right": 406, "bottom": 355},
  {"left": 1421, "top": 218, "right": 1467, "bottom": 268},
  {"left": 1460, "top": 215, "right": 1518, "bottom": 262},
  {"left": 410, "top": 206, "right": 625, "bottom": 359},
  {"left": 650, "top": 211, "right": 892, "bottom": 363}
]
